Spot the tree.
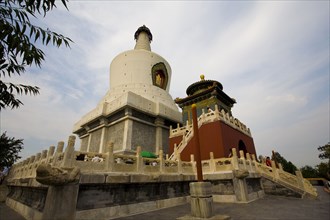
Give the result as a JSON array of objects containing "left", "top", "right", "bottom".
[
  {"left": 317, "top": 142, "right": 330, "bottom": 179},
  {"left": 318, "top": 142, "right": 330, "bottom": 161},
  {"left": 0, "top": 132, "right": 23, "bottom": 167},
  {"left": 272, "top": 151, "right": 298, "bottom": 174},
  {"left": 316, "top": 162, "right": 329, "bottom": 180},
  {"left": 300, "top": 165, "right": 318, "bottom": 178},
  {"left": 0, "top": 0, "right": 72, "bottom": 110}
]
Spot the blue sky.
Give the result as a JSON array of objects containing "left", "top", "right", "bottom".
[{"left": 1, "top": 1, "right": 329, "bottom": 168}]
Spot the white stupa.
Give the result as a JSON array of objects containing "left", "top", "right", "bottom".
[{"left": 73, "top": 25, "right": 182, "bottom": 155}]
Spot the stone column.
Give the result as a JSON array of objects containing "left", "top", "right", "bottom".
[
  {"left": 99, "top": 118, "right": 108, "bottom": 153},
  {"left": 41, "top": 136, "right": 80, "bottom": 220},
  {"left": 99, "top": 127, "right": 106, "bottom": 153},
  {"left": 155, "top": 117, "right": 164, "bottom": 154},
  {"left": 42, "top": 183, "right": 79, "bottom": 220},
  {"left": 232, "top": 150, "right": 249, "bottom": 202},
  {"left": 233, "top": 176, "right": 248, "bottom": 202},
  {"left": 84, "top": 125, "right": 92, "bottom": 152},
  {"left": 189, "top": 182, "right": 213, "bottom": 218},
  {"left": 122, "top": 119, "right": 133, "bottom": 151}
]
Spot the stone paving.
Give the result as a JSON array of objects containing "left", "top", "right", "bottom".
[
  {"left": 116, "top": 186, "right": 329, "bottom": 220},
  {"left": 0, "top": 186, "right": 329, "bottom": 220}
]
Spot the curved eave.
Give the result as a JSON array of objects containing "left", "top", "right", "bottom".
[
  {"left": 175, "top": 86, "right": 235, "bottom": 107},
  {"left": 186, "top": 80, "right": 223, "bottom": 96}
]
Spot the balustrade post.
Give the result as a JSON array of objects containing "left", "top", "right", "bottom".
[
  {"left": 239, "top": 150, "right": 245, "bottom": 159},
  {"left": 32, "top": 153, "right": 41, "bottom": 177},
  {"left": 46, "top": 146, "right": 55, "bottom": 163},
  {"left": 239, "top": 150, "right": 247, "bottom": 170},
  {"left": 52, "top": 141, "right": 64, "bottom": 165},
  {"left": 35, "top": 153, "right": 41, "bottom": 161},
  {"left": 209, "top": 152, "right": 215, "bottom": 172},
  {"left": 34, "top": 153, "right": 42, "bottom": 177},
  {"left": 214, "top": 104, "right": 219, "bottom": 113},
  {"left": 231, "top": 148, "right": 239, "bottom": 170},
  {"left": 174, "top": 144, "right": 179, "bottom": 160},
  {"left": 61, "top": 135, "right": 76, "bottom": 168},
  {"left": 41, "top": 150, "right": 48, "bottom": 160},
  {"left": 105, "top": 142, "right": 114, "bottom": 172},
  {"left": 246, "top": 153, "right": 252, "bottom": 171},
  {"left": 177, "top": 153, "right": 182, "bottom": 174},
  {"left": 20, "top": 160, "right": 25, "bottom": 178},
  {"left": 16, "top": 163, "right": 21, "bottom": 178},
  {"left": 251, "top": 154, "right": 257, "bottom": 172},
  {"left": 159, "top": 150, "right": 164, "bottom": 173},
  {"left": 24, "top": 158, "right": 31, "bottom": 178},
  {"left": 19, "top": 163, "right": 24, "bottom": 178},
  {"left": 271, "top": 161, "right": 279, "bottom": 179},
  {"left": 136, "top": 146, "right": 143, "bottom": 173},
  {"left": 191, "top": 154, "right": 196, "bottom": 174},
  {"left": 56, "top": 142, "right": 64, "bottom": 153}
]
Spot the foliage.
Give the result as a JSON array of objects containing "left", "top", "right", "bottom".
[
  {"left": 0, "top": 0, "right": 72, "bottom": 110},
  {"left": 316, "top": 162, "right": 329, "bottom": 180},
  {"left": 300, "top": 165, "right": 318, "bottom": 178},
  {"left": 300, "top": 143, "right": 330, "bottom": 180},
  {"left": 316, "top": 142, "right": 330, "bottom": 180},
  {"left": 318, "top": 142, "right": 330, "bottom": 160},
  {"left": 272, "top": 151, "right": 298, "bottom": 174},
  {"left": 0, "top": 132, "right": 23, "bottom": 167}
]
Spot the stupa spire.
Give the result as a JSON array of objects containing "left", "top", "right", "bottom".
[{"left": 134, "top": 25, "right": 152, "bottom": 51}]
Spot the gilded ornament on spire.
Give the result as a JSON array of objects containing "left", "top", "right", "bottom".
[{"left": 134, "top": 25, "right": 153, "bottom": 41}]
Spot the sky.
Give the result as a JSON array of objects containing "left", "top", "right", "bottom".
[{"left": 1, "top": 1, "right": 329, "bottom": 168}]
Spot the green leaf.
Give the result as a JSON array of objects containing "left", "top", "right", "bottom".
[
  {"left": 57, "top": 38, "right": 62, "bottom": 47},
  {"left": 61, "top": 0, "right": 69, "bottom": 10},
  {"left": 21, "top": 24, "right": 26, "bottom": 34},
  {"left": 35, "top": 30, "right": 40, "bottom": 42},
  {"left": 46, "top": 34, "right": 51, "bottom": 45}
]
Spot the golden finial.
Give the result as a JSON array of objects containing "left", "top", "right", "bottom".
[{"left": 200, "top": 74, "right": 205, "bottom": 81}]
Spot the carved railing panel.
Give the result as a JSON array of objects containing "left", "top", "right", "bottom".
[{"left": 214, "top": 158, "right": 233, "bottom": 172}]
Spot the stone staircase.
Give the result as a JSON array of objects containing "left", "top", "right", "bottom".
[{"left": 256, "top": 161, "right": 318, "bottom": 199}]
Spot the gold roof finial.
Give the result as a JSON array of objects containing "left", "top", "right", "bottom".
[{"left": 200, "top": 74, "right": 205, "bottom": 81}]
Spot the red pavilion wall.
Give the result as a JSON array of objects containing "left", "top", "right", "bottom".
[{"left": 168, "top": 120, "right": 256, "bottom": 161}]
